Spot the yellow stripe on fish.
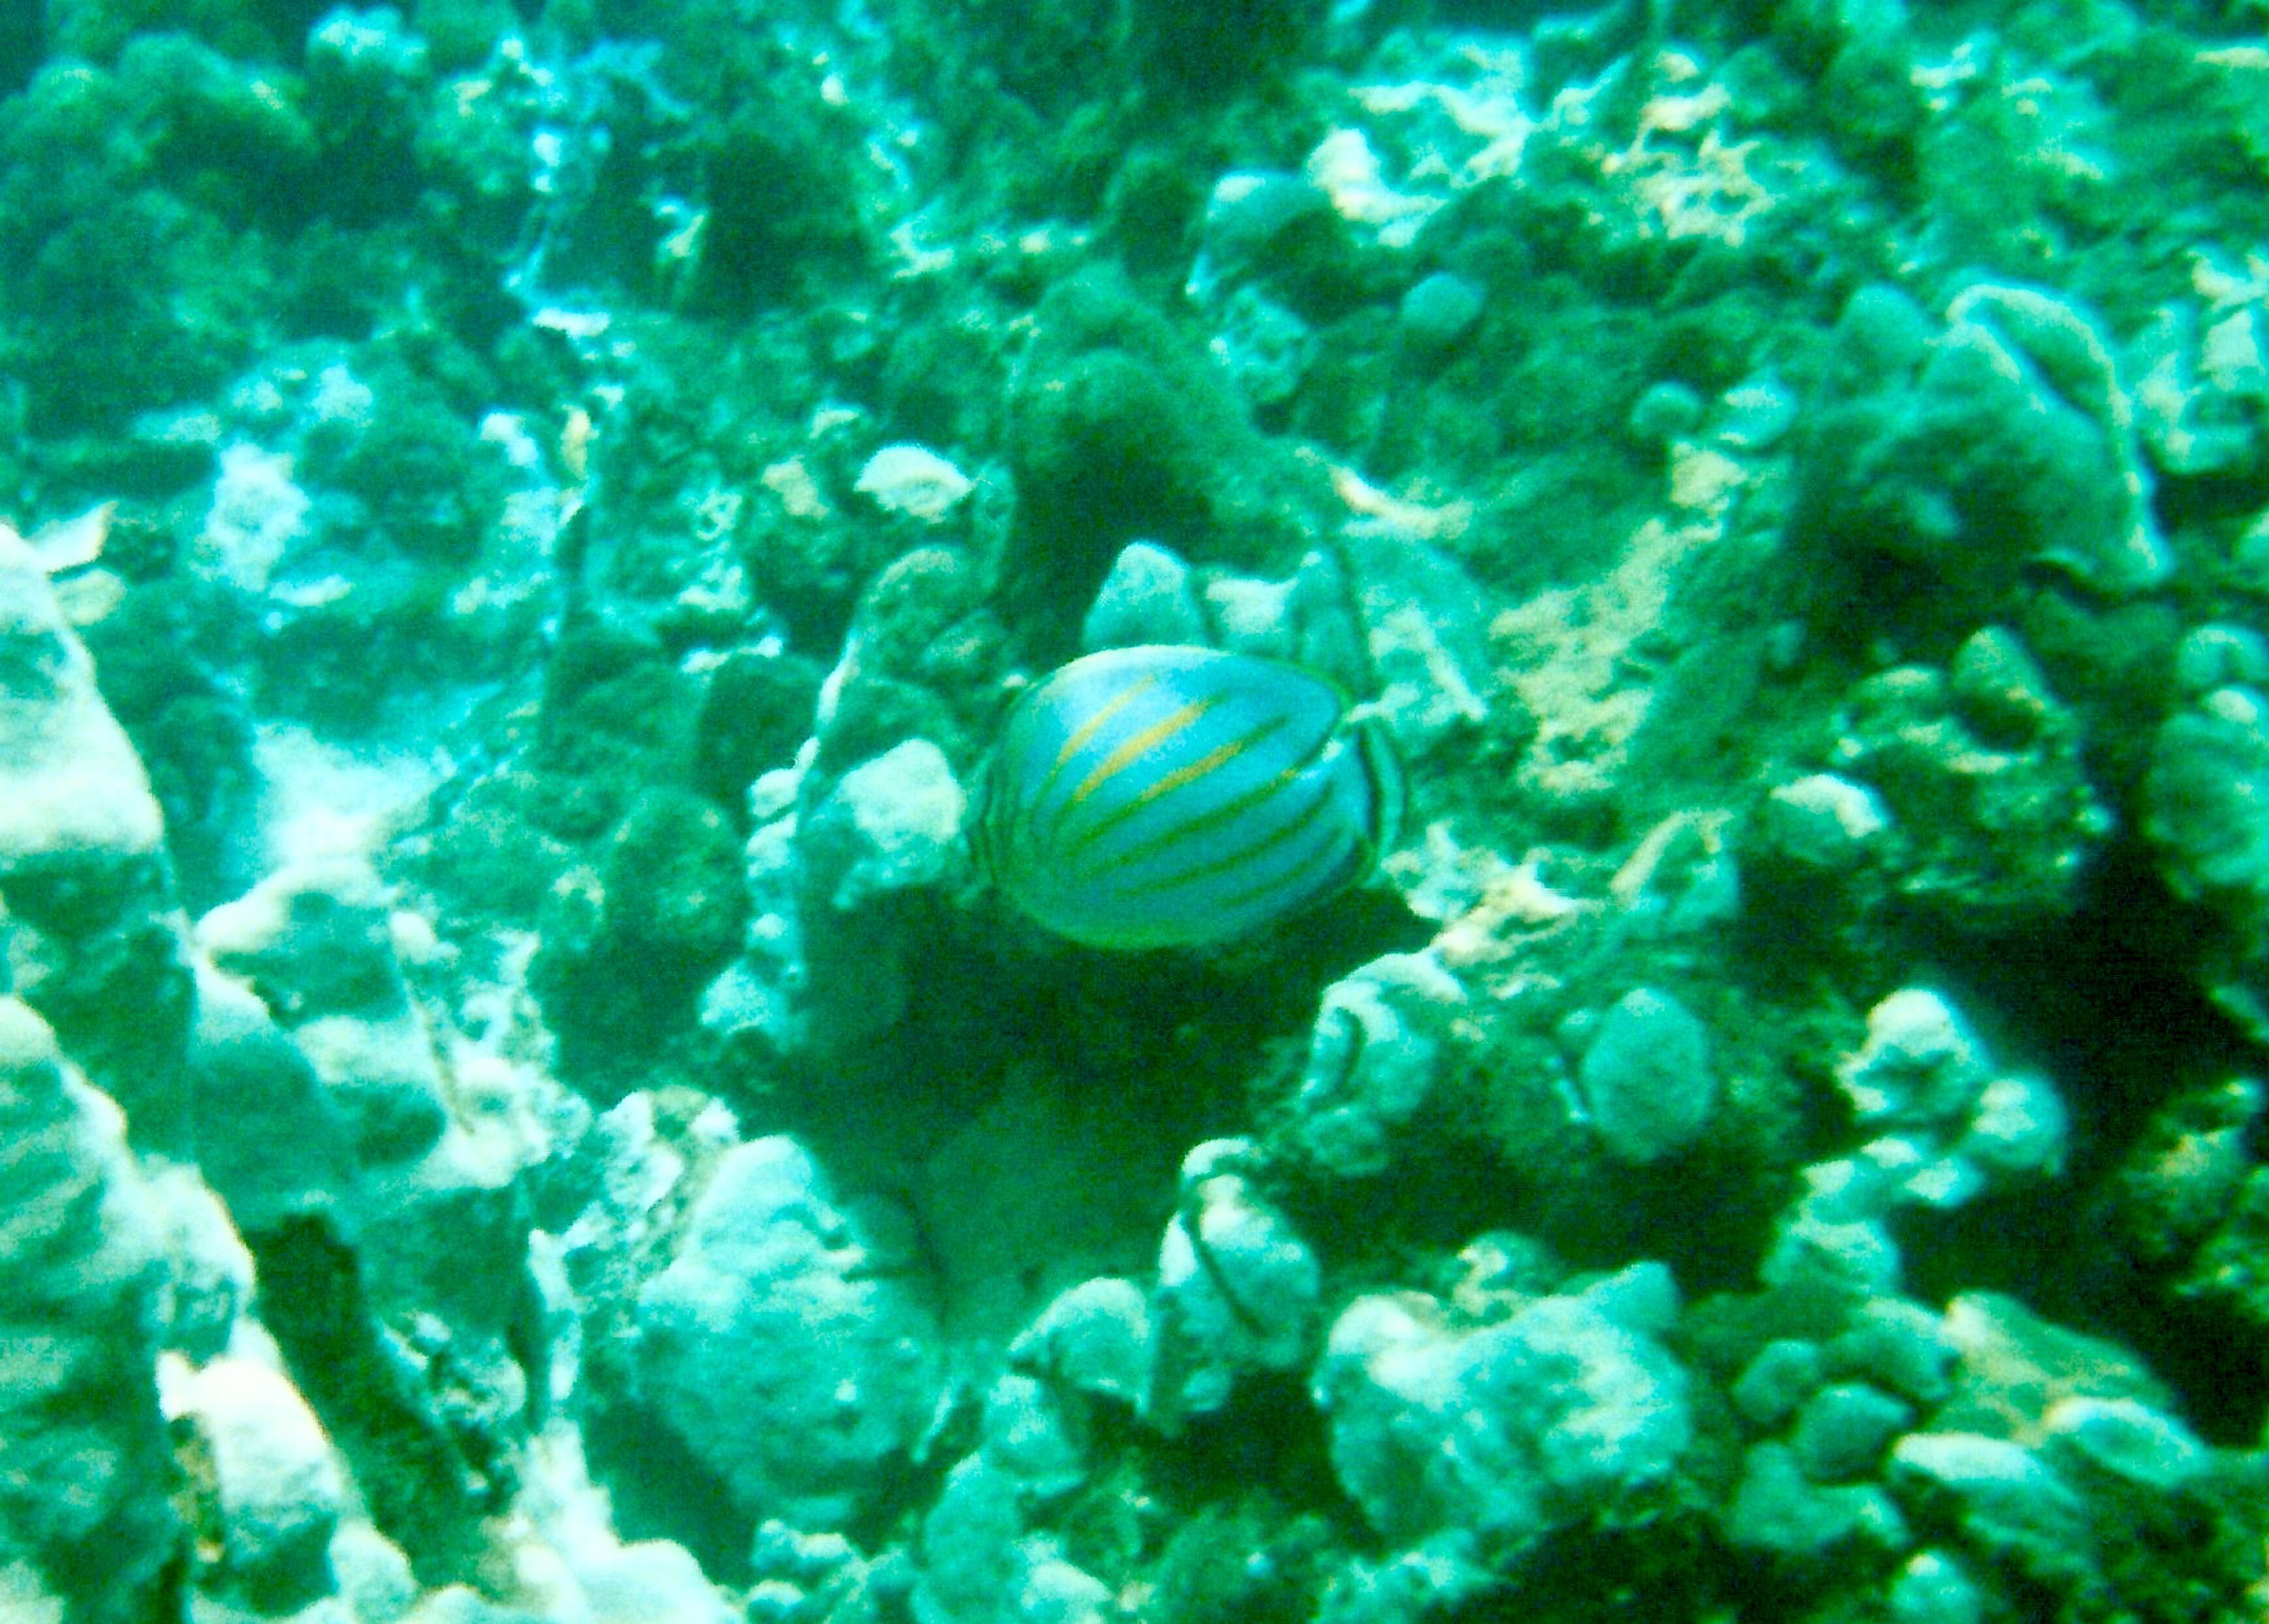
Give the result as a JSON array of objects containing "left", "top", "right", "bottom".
[
  {"left": 1045, "top": 671, "right": 1157, "bottom": 785},
  {"left": 974, "top": 644, "right": 1403, "bottom": 950},
  {"left": 1068, "top": 695, "right": 1220, "bottom": 808},
  {"left": 1063, "top": 715, "right": 1291, "bottom": 861}
]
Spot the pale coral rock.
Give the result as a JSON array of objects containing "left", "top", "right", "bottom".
[
  {"left": 854, "top": 445, "right": 975, "bottom": 523},
  {"left": 1886, "top": 1550, "right": 1985, "bottom": 1624},
  {"left": 168, "top": 1354, "right": 346, "bottom": 1610},
  {"left": 1010, "top": 1278, "right": 1153, "bottom": 1407},
  {"left": 198, "top": 858, "right": 449, "bottom": 1167},
  {"left": 1152, "top": 1140, "right": 1320, "bottom": 1416},
  {"left": 634, "top": 1136, "right": 942, "bottom": 1529},
  {"left": 2042, "top": 1396, "right": 2205, "bottom": 1492},
  {"left": 195, "top": 442, "right": 311, "bottom": 593},
  {"left": 1200, "top": 569, "right": 1300, "bottom": 659},
  {"left": 975, "top": 1373, "right": 1086, "bottom": 1499},
  {"left": 1315, "top": 1269, "right": 1689, "bottom": 1546},
  {"left": 809, "top": 739, "right": 967, "bottom": 911},
  {"left": 1761, "top": 773, "right": 1891, "bottom": 868},
  {"left": 1080, "top": 542, "right": 1206, "bottom": 651},
  {"left": 144, "top": 1159, "right": 257, "bottom": 1362},
  {"left": 0, "top": 528, "right": 164, "bottom": 862},
  {"left": 1287, "top": 951, "right": 1466, "bottom": 1178},
  {"left": 1577, "top": 986, "right": 1715, "bottom": 1164},
  {"left": 2131, "top": 253, "right": 2269, "bottom": 478},
  {"left": 2173, "top": 623, "right": 2269, "bottom": 698},
  {"left": 1341, "top": 526, "right": 1492, "bottom": 749},
  {"left": 329, "top": 1521, "right": 418, "bottom": 1623},
  {"left": 1838, "top": 988, "right": 1991, "bottom": 1127},
  {"left": 913, "top": 1454, "right": 1112, "bottom": 1624},
  {"left": 1887, "top": 1433, "right": 2090, "bottom": 1587}
]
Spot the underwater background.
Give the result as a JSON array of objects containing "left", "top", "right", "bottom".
[{"left": 5, "top": 0, "right": 2269, "bottom": 1618}]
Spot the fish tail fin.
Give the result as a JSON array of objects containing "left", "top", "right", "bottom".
[{"left": 1345, "top": 710, "right": 1406, "bottom": 860}]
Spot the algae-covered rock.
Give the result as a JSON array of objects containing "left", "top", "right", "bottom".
[
  {"left": 2146, "top": 685, "right": 2269, "bottom": 920},
  {"left": 200, "top": 857, "right": 449, "bottom": 1165},
  {"left": 2115, "top": 1076, "right": 2260, "bottom": 1267},
  {"left": 0, "top": 999, "right": 182, "bottom": 1623},
  {"left": 813, "top": 545, "right": 996, "bottom": 770},
  {"left": 46, "top": 0, "right": 332, "bottom": 61},
  {"left": 532, "top": 789, "right": 749, "bottom": 1074},
  {"left": 0, "top": 49, "right": 273, "bottom": 427},
  {"left": 298, "top": 361, "right": 511, "bottom": 567},
  {"left": 1003, "top": 266, "right": 1309, "bottom": 644},
  {"left": 1796, "top": 281, "right": 2169, "bottom": 611},
  {"left": 1212, "top": 286, "right": 1316, "bottom": 411},
  {"left": 2174, "top": 1166, "right": 2269, "bottom": 1326},
  {"left": 691, "top": 648, "right": 824, "bottom": 811},
  {"left": 1732, "top": 1338, "right": 1825, "bottom": 1431},
  {"left": 183, "top": 956, "right": 355, "bottom": 1233},
  {"left": 1886, "top": 1432, "right": 2090, "bottom": 1589},
  {"left": 1826, "top": 1297, "right": 1962, "bottom": 1411},
  {"left": 1826, "top": 636, "right": 2109, "bottom": 928},
  {"left": 1789, "top": 1381, "right": 1913, "bottom": 1484},
  {"left": 1725, "top": 1439, "right": 1907, "bottom": 1557},
  {"left": 1008, "top": 341, "right": 1210, "bottom": 602},
  {"left": 0, "top": 526, "right": 193, "bottom": 1146},
  {"left": 5, "top": 1, "right": 2268, "bottom": 1617}
]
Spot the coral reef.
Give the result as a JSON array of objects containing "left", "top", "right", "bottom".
[{"left": 5, "top": 0, "right": 2269, "bottom": 1619}]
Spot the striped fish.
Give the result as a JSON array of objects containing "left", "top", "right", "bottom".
[{"left": 971, "top": 645, "right": 1403, "bottom": 950}]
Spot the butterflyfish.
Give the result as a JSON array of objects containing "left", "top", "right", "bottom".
[{"left": 971, "top": 644, "right": 1403, "bottom": 950}]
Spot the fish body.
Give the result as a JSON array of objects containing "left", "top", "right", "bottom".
[{"left": 973, "top": 644, "right": 1401, "bottom": 950}]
